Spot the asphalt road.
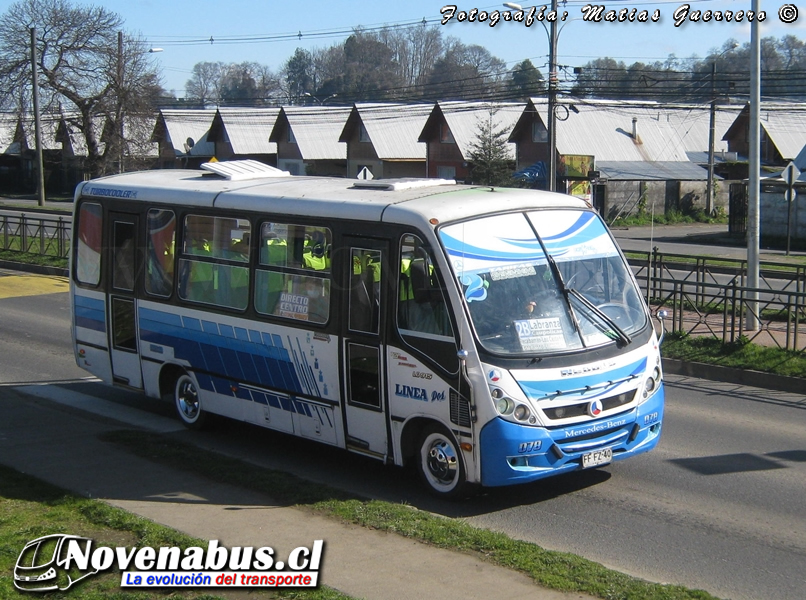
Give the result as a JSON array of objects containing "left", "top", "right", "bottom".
[{"left": 3, "top": 275, "right": 806, "bottom": 599}]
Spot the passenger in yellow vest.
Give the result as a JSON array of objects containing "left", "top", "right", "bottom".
[
  {"left": 256, "top": 232, "right": 289, "bottom": 314},
  {"left": 227, "top": 234, "right": 250, "bottom": 309},
  {"left": 303, "top": 231, "right": 330, "bottom": 271},
  {"left": 188, "top": 238, "right": 214, "bottom": 303}
]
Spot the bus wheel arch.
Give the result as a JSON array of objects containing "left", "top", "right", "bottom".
[{"left": 159, "top": 363, "right": 186, "bottom": 400}]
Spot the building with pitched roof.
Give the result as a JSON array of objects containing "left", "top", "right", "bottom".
[
  {"left": 208, "top": 108, "right": 279, "bottom": 164},
  {"left": 724, "top": 103, "right": 806, "bottom": 166},
  {"left": 338, "top": 103, "right": 432, "bottom": 179},
  {"left": 510, "top": 99, "right": 717, "bottom": 218},
  {"left": 151, "top": 109, "right": 216, "bottom": 168},
  {"left": 418, "top": 101, "right": 524, "bottom": 182},
  {"left": 269, "top": 106, "right": 351, "bottom": 177}
]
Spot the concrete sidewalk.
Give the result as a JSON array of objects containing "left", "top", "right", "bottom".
[{"left": 0, "top": 386, "right": 594, "bottom": 600}]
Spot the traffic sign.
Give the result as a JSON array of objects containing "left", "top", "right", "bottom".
[
  {"left": 785, "top": 187, "right": 797, "bottom": 203},
  {"left": 782, "top": 161, "right": 800, "bottom": 187}
]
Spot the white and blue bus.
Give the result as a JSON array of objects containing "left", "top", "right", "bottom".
[{"left": 70, "top": 161, "right": 664, "bottom": 497}]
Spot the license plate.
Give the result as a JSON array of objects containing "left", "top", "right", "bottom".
[{"left": 582, "top": 448, "right": 612, "bottom": 468}]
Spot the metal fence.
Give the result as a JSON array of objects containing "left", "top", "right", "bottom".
[
  {"left": 1, "top": 213, "right": 71, "bottom": 259},
  {"left": 629, "top": 250, "right": 806, "bottom": 352}
]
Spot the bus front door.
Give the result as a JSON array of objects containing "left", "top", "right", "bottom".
[
  {"left": 341, "top": 238, "right": 390, "bottom": 459},
  {"left": 107, "top": 213, "right": 143, "bottom": 389}
]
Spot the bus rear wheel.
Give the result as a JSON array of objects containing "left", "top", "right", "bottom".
[
  {"left": 417, "top": 425, "right": 472, "bottom": 498},
  {"left": 174, "top": 373, "right": 207, "bottom": 430}
]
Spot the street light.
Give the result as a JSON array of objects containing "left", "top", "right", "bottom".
[
  {"left": 303, "top": 92, "right": 337, "bottom": 105},
  {"left": 504, "top": 2, "right": 558, "bottom": 192}
]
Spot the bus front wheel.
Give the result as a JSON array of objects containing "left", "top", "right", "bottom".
[
  {"left": 174, "top": 373, "right": 207, "bottom": 430},
  {"left": 417, "top": 425, "right": 472, "bottom": 498}
]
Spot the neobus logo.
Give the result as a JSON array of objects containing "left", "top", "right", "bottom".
[{"left": 14, "top": 534, "right": 99, "bottom": 592}]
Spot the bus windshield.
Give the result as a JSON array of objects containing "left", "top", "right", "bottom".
[{"left": 439, "top": 209, "right": 647, "bottom": 355}]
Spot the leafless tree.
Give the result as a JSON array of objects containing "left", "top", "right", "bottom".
[
  {"left": 185, "top": 61, "right": 226, "bottom": 105},
  {"left": 0, "top": 0, "right": 163, "bottom": 176}
]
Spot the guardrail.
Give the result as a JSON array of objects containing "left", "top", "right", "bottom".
[{"left": 1, "top": 213, "right": 71, "bottom": 259}]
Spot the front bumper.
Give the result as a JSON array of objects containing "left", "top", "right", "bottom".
[{"left": 479, "top": 384, "right": 664, "bottom": 487}]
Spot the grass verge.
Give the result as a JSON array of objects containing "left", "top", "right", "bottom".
[
  {"left": 0, "top": 463, "right": 351, "bottom": 600},
  {"left": 0, "top": 248, "right": 68, "bottom": 270},
  {"left": 101, "top": 430, "right": 719, "bottom": 600},
  {"left": 662, "top": 332, "right": 806, "bottom": 378}
]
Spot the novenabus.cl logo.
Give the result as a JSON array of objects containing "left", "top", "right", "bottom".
[{"left": 14, "top": 534, "right": 99, "bottom": 592}]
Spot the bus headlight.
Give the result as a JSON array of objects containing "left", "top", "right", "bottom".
[
  {"left": 513, "top": 404, "right": 531, "bottom": 421},
  {"left": 491, "top": 388, "right": 515, "bottom": 415},
  {"left": 495, "top": 396, "right": 515, "bottom": 415},
  {"left": 643, "top": 366, "right": 662, "bottom": 399}
]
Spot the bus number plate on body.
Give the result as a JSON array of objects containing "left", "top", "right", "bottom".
[{"left": 582, "top": 448, "right": 612, "bottom": 468}]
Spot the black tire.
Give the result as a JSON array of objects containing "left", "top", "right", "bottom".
[
  {"left": 174, "top": 372, "right": 208, "bottom": 430},
  {"left": 416, "top": 424, "right": 474, "bottom": 499}
]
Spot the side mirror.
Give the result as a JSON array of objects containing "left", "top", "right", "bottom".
[{"left": 656, "top": 310, "right": 668, "bottom": 345}]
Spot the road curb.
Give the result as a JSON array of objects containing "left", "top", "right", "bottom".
[
  {"left": 662, "top": 358, "right": 805, "bottom": 395},
  {"left": 0, "top": 259, "right": 68, "bottom": 277}
]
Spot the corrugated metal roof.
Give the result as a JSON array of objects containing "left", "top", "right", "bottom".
[
  {"left": 760, "top": 108, "right": 806, "bottom": 160},
  {"left": 0, "top": 112, "right": 109, "bottom": 156},
  {"left": 281, "top": 106, "right": 351, "bottom": 160},
  {"left": 597, "top": 161, "right": 710, "bottom": 181},
  {"left": 438, "top": 101, "right": 524, "bottom": 160},
  {"left": 529, "top": 99, "right": 691, "bottom": 162},
  {"left": 662, "top": 105, "right": 740, "bottom": 154},
  {"left": 350, "top": 103, "right": 432, "bottom": 160},
  {"left": 156, "top": 109, "right": 216, "bottom": 156},
  {"left": 215, "top": 108, "right": 279, "bottom": 155}
]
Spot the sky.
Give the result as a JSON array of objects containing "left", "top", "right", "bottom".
[{"left": 32, "top": 0, "right": 806, "bottom": 96}]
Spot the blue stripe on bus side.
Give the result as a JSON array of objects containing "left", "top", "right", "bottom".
[
  {"left": 138, "top": 306, "right": 306, "bottom": 400},
  {"left": 74, "top": 296, "right": 106, "bottom": 332}
]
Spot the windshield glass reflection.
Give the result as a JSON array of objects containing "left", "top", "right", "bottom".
[{"left": 439, "top": 210, "right": 647, "bottom": 355}]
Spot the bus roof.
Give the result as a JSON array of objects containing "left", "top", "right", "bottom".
[{"left": 77, "top": 167, "right": 590, "bottom": 228}]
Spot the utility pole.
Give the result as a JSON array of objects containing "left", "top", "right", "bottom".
[
  {"left": 547, "top": 0, "right": 558, "bottom": 193},
  {"left": 30, "top": 27, "right": 46, "bottom": 206},
  {"left": 706, "top": 62, "right": 716, "bottom": 216},
  {"left": 118, "top": 31, "right": 125, "bottom": 173},
  {"left": 746, "top": 0, "right": 761, "bottom": 331}
]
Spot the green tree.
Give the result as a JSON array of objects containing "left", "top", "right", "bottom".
[
  {"left": 282, "top": 48, "right": 315, "bottom": 104},
  {"left": 467, "top": 107, "right": 513, "bottom": 186},
  {"left": 509, "top": 59, "right": 545, "bottom": 98}
]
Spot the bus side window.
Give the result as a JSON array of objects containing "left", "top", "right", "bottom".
[
  {"left": 398, "top": 236, "right": 452, "bottom": 338},
  {"left": 178, "top": 214, "right": 250, "bottom": 310},
  {"left": 145, "top": 209, "right": 176, "bottom": 297},
  {"left": 397, "top": 234, "right": 457, "bottom": 373},
  {"left": 255, "top": 222, "right": 331, "bottom": 324},
  {"left": 75, "top": 202, "right": 102, "bottom": 286}
]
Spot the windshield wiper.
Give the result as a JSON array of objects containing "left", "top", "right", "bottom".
[
  {"left": 544, "top": 253, "right": 582, "bottom": 336},
  {"left": 567, "top": 287, "right": 632, "bottom": 346}
]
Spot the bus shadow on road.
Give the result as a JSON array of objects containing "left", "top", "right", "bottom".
[
  {"left": 430, "top": 469, "right": 613, "bottom": 518},
  {"left": 669, "top": 452, "right": 790, "bottom": 476}
]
